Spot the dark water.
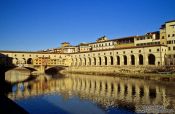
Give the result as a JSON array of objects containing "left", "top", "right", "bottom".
[{"left": 5, "top": 69, "right": 175, "bottom": 114}]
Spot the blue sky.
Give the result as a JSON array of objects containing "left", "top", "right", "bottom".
[{"left": 0, "top": 0, "right": 175, "bottom": 51}]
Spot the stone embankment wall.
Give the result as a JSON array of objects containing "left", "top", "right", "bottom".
[
  {"left": 62, "top": 66, "right": 175, "bottom": 81},
  {"left": 63, "top": 66, "right": 170, "bottom": 74}
]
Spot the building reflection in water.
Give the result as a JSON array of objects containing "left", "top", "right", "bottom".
[{"left": 6, "top": 70, "right": 175, "bottom": 112}]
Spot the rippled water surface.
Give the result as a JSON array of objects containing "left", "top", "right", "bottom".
[{"left": 5, "top": 69, "right": 175, "bottom": 114}]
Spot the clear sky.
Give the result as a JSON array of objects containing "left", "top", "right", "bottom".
[{"left": 0, "top": 0, "right": 175, "bottom": 51}]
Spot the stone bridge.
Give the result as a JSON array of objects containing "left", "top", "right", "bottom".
[
  {"left": 0, "top": 51, "right": 72, "bottom": 73},
  {"left": 19, "top": 64, "right": 64, "bottom": 73}
]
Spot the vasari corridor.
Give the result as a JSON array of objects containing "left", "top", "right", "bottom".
[{"left": 1, "top": 0, "right": 175, "bottom": 114}]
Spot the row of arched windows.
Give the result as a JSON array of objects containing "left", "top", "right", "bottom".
[
  {"left": 13, "top": 58, "right": 33, "bottom": 64},
  {"left": 72, "top": 54, "right": 156, "bottom": 66}
]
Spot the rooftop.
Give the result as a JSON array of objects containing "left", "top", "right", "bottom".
[{"left": 165, "top": 20, "right": 175, "bottom": 23}]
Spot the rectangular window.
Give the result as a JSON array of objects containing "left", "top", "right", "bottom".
[
  {"left": 162, "top": 36, "right": 164, "bottom": 39},
  {"left": 173, "top": 46, "right": 175, "bottom": 50},
  {"left": 168, "top": 34, "right": 170, "bottom": 37},
  {"left": 167, "top": 41, "right": 171, "bottom": 44}
]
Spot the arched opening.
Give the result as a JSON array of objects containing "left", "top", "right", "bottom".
[
  {"left": 21, "top": 58, "right": 26, "bottom": 64},
  {"left": 117, "top": 56, "right": 120, "bottom": 65},
  {"left": 71, "top": 58, "right": 74, "bottom": 66},
  {"left": 94, "top": 57, "right": 96, "bottom": 65},
  {"left": 99, "top": 57, "right": 102, "bottom": 65},
  {"left": 148, "top": 54, "right": 155, "bottom": 65},
  {"left": 79, "top": 58, "right": 82, "bottom": 66},
  {"left": 104, "top": 56, "right": 107, "bottom": 65},
  {"left": 27, "top": 58, "right": 32, "bottom": 64},
  {"left": 131, "top": 55, "right": 135, "bottom": 65},
  {"left": 84, "top": 58, "right": 86, "bottom": 66},
  {"left": 88, "top": 57, "right": 91, "bottom": 66},
  {"left": 123, "top": 55, "right": 127, "bottom": 65},
  {"left": 139, "top": 54, "right": 143, "bottom": 65},
  {"left": 13, "top": 58, "right": 18, "bottom": 64},
  {"left": 110, "top": 56, "right": 113, "bottom": 65},
  {"left": 74, "top": 58, "right": 77, "bottom": 66}
]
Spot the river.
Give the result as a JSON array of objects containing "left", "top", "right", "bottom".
[{"left": 4, "top": 68, "right": 175, "bottom": 114}]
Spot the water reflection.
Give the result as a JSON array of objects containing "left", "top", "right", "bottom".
[
  {"left": 5, "top": 68, "right": 31, "bottom": 83},
  {"left": 6, "top": 70, "right": 175, "bottom": 114}
]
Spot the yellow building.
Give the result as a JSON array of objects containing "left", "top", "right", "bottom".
[{"left": 160, "top": 20, "right": 175, "bottom": 57}]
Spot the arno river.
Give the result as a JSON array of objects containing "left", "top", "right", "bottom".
[{"left": 4, "top": 68, "right": 175, "bottom": 114}]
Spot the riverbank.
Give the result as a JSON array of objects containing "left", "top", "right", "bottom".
[{"left": 62, "top": 66, "right": 175, "bottom": 81}]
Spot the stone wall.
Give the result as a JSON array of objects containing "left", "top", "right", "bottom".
[{"left": 63, "top": 66, "right": 166, "bottom": 75}]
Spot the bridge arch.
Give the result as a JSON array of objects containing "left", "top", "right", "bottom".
[{"left": 45, "top": 66, "right": 65, "bottom": 75}]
